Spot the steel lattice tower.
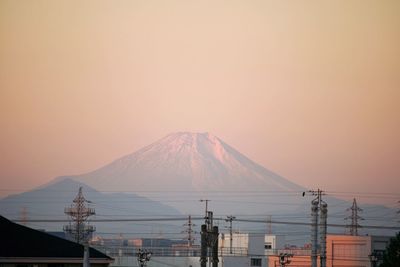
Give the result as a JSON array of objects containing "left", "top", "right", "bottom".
[
  {"left": 183, "top": 215, "right": 196, "bottom": 247},
  {"left": 225, "top": 215, "right": 236, "bottom": 254},
  {"left": 64, "top": 187, "right": 96, "bottom": 244},
  {"left": 345, "top": 198, "right": 363, "bottom": 236}
]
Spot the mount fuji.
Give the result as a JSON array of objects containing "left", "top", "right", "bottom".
[
  {"left": 74, "top": 132, "right": 303, "bottom": 193},
  {"left": 67, "top": 132, "right": 397, "bottom": 235},
  {"left": 67, "top": 132, "right": 308, "bottom": 214},
  {"left": 1, "top": 132, "right": 397, "bottom": 238}
]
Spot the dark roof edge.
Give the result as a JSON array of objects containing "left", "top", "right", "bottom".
[{"left": 0, "top": 257, "right": 114, "bottom": 264}]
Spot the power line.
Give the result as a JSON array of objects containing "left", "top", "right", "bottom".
[{"left": 10, "top": 217, "right": 400, "bottom": 230}]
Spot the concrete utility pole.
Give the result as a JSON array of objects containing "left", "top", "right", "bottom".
[
  {"left": 320, "top": 202, "right": 328, "bottom": 267},
  {"left": 225, "top": 216, "right": 236, "bottom": 254},
  {"left": 310, "top": 199, "right": 319, "bottom": 267},
  {"left": 200, "top": 210, "right": 219, "bottom": 267},
  {"left": 308, "top": 189, "right": 328, "bottom": 267},
  {"left": 64, "top": 187, "right": 95, "bottom": 267},
  {"left": 345, "top": 198, "right": 363, "bottom": 236}
]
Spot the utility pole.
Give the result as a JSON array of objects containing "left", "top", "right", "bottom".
[
  {"left": 320, "top": 202, "right": 328, "bottom": 267},
  {"left": 308, "top": 189, "right": 328, "bottom": 267},
  {"left": 345, "top": 198, "right": 363, "bottom": 236},
  {"left": 310, "top": 199, "right": 319, "bottom": 267},
  {"left": 200, "top": 205, "right": 219, "bottom": 267},
  {"left": 225, "top": 216, "right": 236, "bottom": 254},
  {"left": 64, "top": 187, "right": 95, "bottom": 267}
]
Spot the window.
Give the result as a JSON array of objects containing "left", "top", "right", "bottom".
[{"left": 251, "top": 258, "right": 262, "bottom": 266}]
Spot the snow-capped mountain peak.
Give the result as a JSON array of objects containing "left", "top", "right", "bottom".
[{"left": 73, "top": 132, "right": 303, "bottom": 193}]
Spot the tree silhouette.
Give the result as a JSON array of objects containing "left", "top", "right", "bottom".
[{"left": 380, "top": 232, "right": 400, "bottom": 267}]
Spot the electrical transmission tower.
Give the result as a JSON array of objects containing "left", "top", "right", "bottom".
[
  {"left": 345, "top": 198, "right": 363, "bottom": 236},
  {"left": 183, "top": 215, "right": 196, "bottom": 247},
  {"left": 64, "top": 187, "right": 96, "bottom": 244},
  {"left": 225, "top": 215, "right": 236, "bottom": 254}
]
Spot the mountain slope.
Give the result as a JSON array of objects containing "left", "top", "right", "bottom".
[
  {"left": 1, "top": 132, "right": 397, "bottom": 240},
  {"left": 74, "top": 132, "right": 304, "bottom": 193},
  {"left": 67, "top": 132, "right": 398, "bottom": 235},
  {"left": 0, "top": 178, "right": 182, "bottom": 234}
]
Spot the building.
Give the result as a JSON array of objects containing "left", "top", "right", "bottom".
[
  {"left": 0, "top": 215, "right": 113, "bottom": 267},
  {"left": 83, "top": 231, "right": 393, "bottom": 267},
  {"left": 218, "top": 233, "right": 270, "bottom": 267},
  {"left": 267, "top": 234, "right": 392, "bottom": 267},
  {"left": 326, "top": 234, "right": 390, "bottom": 267}
]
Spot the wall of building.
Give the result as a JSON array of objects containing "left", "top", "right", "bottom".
[
  {"left": 220, "top": 256, "right": 249, "bottom": 267},
  {"left": 264, "top": 235, "right": 285, "bottom": 250},
  {"left": 326, "top": 235, "right": 371, "bottom": 267}
]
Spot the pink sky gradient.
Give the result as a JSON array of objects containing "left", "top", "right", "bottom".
[{"left": 0, "top": 1, "right": 399, "bottom": 204}]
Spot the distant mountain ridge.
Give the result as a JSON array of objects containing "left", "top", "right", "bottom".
[
  {"left": 1, "top": 132, "right": 397, "bottom": 239},
  {"left": 0, "top": 178, "right": 182, "bottom": 234}
]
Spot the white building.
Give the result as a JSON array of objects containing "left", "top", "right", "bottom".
[{"left": 218, "top": 233, "right": 285, "bottom": 267}]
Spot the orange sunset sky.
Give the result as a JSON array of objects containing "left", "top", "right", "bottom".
[{"left": 0, "top": 1, "right": 399, "bottom": 204}]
